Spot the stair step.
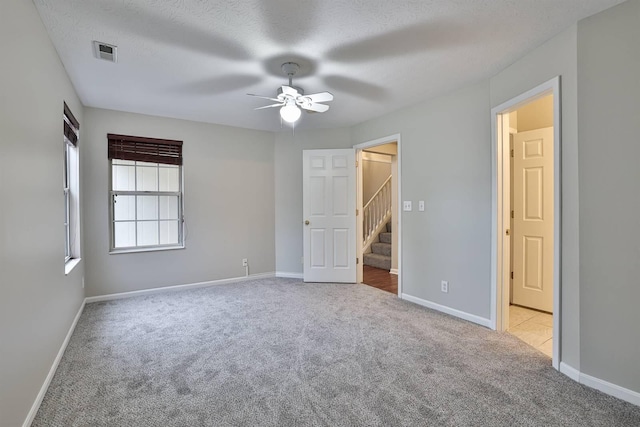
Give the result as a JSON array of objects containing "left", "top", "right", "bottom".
[
  {"left": 371, "top": 242, "right": 392, "bottom": 256},
  {"left": 379, "top": 232, "right": 392, "bottom": 244},
  {"left": 363, "top": 253, "right": 391, "bottom": 270}
]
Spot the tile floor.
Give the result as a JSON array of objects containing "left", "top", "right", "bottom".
[{"left": 508, "top": 305, "right": 553, "bottom": 357}]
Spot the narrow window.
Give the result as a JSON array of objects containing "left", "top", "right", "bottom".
[
  {"left": 63, "top": 103, "right": 80, "bottom": 266},
  {"left": 108, "top": 134, "right": 184, "bottom": 252}
]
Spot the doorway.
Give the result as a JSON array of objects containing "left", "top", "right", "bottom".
[
  {"left": 354, "top": 135, "right": 402, "bottom": 297},
  {"left": 490, "top": 77, "right": 561, "bottom": 369}
]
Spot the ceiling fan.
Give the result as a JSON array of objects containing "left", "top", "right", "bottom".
[{"left": 248, "top": 62, "right": 333, "bottom": 124}]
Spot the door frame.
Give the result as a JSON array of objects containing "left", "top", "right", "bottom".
[
  {"left": 353, "top": 134, "right": 402, "bottom": 297},
  {"left": 490, "top": 77, "right": 561, "bottom": 370}
]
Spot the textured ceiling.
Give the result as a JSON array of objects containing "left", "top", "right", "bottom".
[{"left": 34, "top": 0, "right": 624, "bottom": 132}]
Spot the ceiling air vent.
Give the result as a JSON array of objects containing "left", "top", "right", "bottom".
[{"left": 92, "top": 41, "right": 117, "bottom": 63}]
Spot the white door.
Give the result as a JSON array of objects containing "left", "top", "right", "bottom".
[
  {"left": 303, "top": 149, "right": 356, "bottom": 283},
  {"left": 512, "top": 127, "right": 554, "bottom": 312}
]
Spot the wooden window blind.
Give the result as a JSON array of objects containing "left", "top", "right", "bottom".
[
  {"left": 107, "top": 134, "right": 183, "bottom": 165},
  {"left": 63, "top": 102, "right": 79, "bottom": 146}
]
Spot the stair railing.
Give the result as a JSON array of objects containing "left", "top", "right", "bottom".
[{"left": 363, "top": 176, "right": 392, "bottom": 251}]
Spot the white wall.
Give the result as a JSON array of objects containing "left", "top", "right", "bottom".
[
  {"left": 274, "top": 128, "right": 353, "bottom": 275},
  {"left": 577, "top": 0, "right": 640, "bottom": 394},
  {"left": 362, "top": 152, "right": 392, "bottom": 203},
  {"left": 0, "top": 1, "right": 85, "bottom": 425},
  {"left": 83, "top": 108, "right": 275, "bottom": 296},
  {"left": 490, "top": 26, "right": 581, "bottom": 369},
  {"left": 352, "top": 82, "right": 493, "bottom": 320}
]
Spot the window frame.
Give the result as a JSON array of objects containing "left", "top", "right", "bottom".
[
  {"left": 63, "top": 103, "right": 80, "bottom": 270},
  {"left": 107, "top": 137, "right": 185, "bottom": 254}
]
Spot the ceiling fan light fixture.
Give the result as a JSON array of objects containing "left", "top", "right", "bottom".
[{"left": 280, "top": 103, "right": 301, "bottom": 123}]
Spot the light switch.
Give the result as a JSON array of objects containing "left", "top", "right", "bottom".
[
  {"left": 403, "top": 201, "right": 412, "bottom": 211},
  {"left": 419, "top": 201, "right": 425, "bottom": 211}
]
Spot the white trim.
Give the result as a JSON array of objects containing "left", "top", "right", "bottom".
[
  {"left": 85, "top": 272, "right": 275, "bottom": 303},
  {"left": 353, "top": 134, "right": 402, "bottom": 298},
  {"left": 276, "top": 271, "right": 304, "bottom": 279},
  {"left": 490, "top": 76, "right": 562, "bottom": 371},
  {"left": 560, "top": 363, "right": 640, "bottom": 407},
  {"left": 389, "top": 268, "right": 398, "bottom": 276},
  {"left": 23, "top": 299, "right": 86, "bottom": 427},
  {"left": 559, "top": 362, "right": 581, "bottom": 382},
  {"left": 64, "top": 258, "right": 81, "bottom": 275},
  {"left": 402, "top": 293, "right": 492, "bottom": 328}
]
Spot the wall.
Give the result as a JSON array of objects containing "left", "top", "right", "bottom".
[
  {"left": 352, "top": 82, "right": 493, "bottom": 320},
  {"left": 83, "top": 108, "right": 275, "bottom": 296},
  {"left": 516, "top": 94, "right": 553, "bottom": 132},
  {"left": 577, "top": 0, "right": 640, "bottom": 393},
  {"left": 0, "top": 0, "right": 85, "bottom": 425},
  {"left": 362, "top": 152, "right": 392, "bottom": 203},
  {"left": 490, "top": 26, "right": 581, "bottom": 369},
  {"left": 274, "top": 128, "right": 352, "bottom": 275}
]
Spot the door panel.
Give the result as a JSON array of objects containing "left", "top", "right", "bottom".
[
  {"left": 303, "top": 149, "right": 356, "bottom": 283},
  {"left": 513, "top": 127, "right": 553, "bottom": 312}
]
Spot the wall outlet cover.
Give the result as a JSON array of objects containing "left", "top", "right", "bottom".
[
  {"left": 403, "top": 201, "right": 412, "bottom": 211},
  {"left": 441, "top": 280, "right": 449, "bottom": 293}
]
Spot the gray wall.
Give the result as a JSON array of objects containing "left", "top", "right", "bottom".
[
  {"left": 490, "top": 26, "right": 582, "bottom": 369},
  {"left": 0, "top": 0, "right": 85, "bottom": 425},
  {"left": 352, "top": 82, "right": 492, "bottom": 320},
  {"left": 578, "top": 0, "right": 640, "bottom": 393},
  {"left": 83, "top": 108, "right": 275, "bottom": 296},
  {"left": 274, "top": 128, "right": 353, "bottom": 275}
]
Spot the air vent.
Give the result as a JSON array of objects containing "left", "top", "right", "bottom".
[{"left": 92, "top": 41, "right": 117, "bottom": 63}]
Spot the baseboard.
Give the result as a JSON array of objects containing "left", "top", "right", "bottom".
[
  {"left": 85, "top": 272, "right": 276, "bottom": 303},
  {"left": 559, "top": 362, "right": 581, "bottom": 382},
  {"left": 389, "top": 269, "right": 398, "bottom": 275},
  {"left": 23, "top": 299, "right": 86, "bottom": 427},
  {"left": 401, "top": 293, "right": 492, "bottom": 328},
  {"left": 276, "top": 271, "right": 304, "bottom": 279}
]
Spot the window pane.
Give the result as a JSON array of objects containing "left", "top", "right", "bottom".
[
  {"left": 159, "top": 166, "right": 179, "bottom": 191},
  {"left": 160, "top": 221, "right": 179, "bottom": 245},
  {"left": 112, "top": 165, "right": 136, "bottom": 191},
  {"left": 159, "top": 196, "right": 179, "bottom": 220},
  {"left": 114, "top": 221, "right": 136, "bottom": 247},
  {"left": 136, "top": 165, "right": 158, "bottom": 191},
  {"left": 113, "top": 159, "right": 135, "bottom": 166},
  {"left": 136, "top": 161, "right": 157, "bottom": 168},
  {"left": 137, "top": 196, "right": 158, "bottom": 220},
  {"left": 137, "top": 221, "right": 159, "bottom": 246},
  {"left": 113, "top": 195, "right": 136, "bottom": 221}
]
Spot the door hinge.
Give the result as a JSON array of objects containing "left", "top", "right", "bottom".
[
  {"left": 355, "top": 160, "right": 359, "bottom": 167},
  {"left": 356, "top": 257, "right": 359, "bottom": 264},
  {"left": 511, "top": 271, "right": 514, "bottom": 280},
  {"left": 511, "top": 210, "right": 514, "bottom": 219},
  {"left": 505, "top": 229, "right": 510, "bottom": 236},
  {"left": 510, "top": 149, "right": 514, "bottom": 157},
  {"left": 356, "top": 209, "right": 359, "bottom": 216}
]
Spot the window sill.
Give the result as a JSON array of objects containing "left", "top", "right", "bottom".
[
  {"left": 109, "top": 245, "right": 185, "bottom": 255},
  {"left": 65, "top": 258, "right": 81, "bottom": 275}
]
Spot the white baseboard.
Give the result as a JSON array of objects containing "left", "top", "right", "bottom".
[
  {"left": 85, "top": 272, "right": 275, "bottom": 303},
  {"left": 390, "top": 269, "right": 398, "bottom": 275},
  {"left": 559, "top": 362, "right": 640, "bottom": 407},
  {"left": 276, "top": 271, "right": 304, "bottom": 279},
  {"left": 23, "top": 299, "right": 86, "bottom": 427},
  {"left": 401, "top": 293, "right": 492, "bottom": 328},
  {"left": 559, "top": 362, "right": 581, "bottom": 382}
]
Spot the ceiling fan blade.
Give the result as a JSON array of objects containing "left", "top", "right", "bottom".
[
  {"left": 247, "top": 93, "right": 281, "bottom": 102},
  {"left": 281, "top": 85, "right": 299, "bottom": 97},
  {"left": 255, "top": 103, "right": 285, "bottom": 110},
  {"left": 303, "top": 92, "right": 334, "bottom": 103},
  {"left": 301, "top": 102, "right": 329, "bottom": 113}
]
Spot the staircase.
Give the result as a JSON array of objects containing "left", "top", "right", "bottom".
[{"left": 363, "top": 221, "right": 392, "bottom": 270}]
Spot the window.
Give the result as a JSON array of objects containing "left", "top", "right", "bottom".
[
  {"left": 63, "top": 103, "right": 80, "bottom": 266},
  {"left": 108, "top": 134, "right": 184, "bottom": 252}
]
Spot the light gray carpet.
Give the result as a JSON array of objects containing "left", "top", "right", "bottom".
[{"left": 34, "top": 277, "right": 640, "bottom": 426}]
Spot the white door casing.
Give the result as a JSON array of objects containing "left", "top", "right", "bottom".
[
  {"left": 303, "top": 149, "right": 356, "bottom": 283},
  {"left": 512, "top": 127, "right": 554, "bottom": 312}
]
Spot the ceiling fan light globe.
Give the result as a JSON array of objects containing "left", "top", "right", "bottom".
[{"left": 280, "top": 104, "right": 301, "bottom": 123}]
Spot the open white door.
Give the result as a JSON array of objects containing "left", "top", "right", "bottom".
[{"left": 303, "top": 149, "right": 356, "bottom": 283}]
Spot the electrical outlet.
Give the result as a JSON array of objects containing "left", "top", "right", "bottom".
[
  {"left": 403, "top": 201, "right": 412, "bottom": 211},
  {"left": 242, "top": 258, "right": 248, "bottom": 267},
  {"left": 441, "top": 280, "right": 449, "bottom": 293}
]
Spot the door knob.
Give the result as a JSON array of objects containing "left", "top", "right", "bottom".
[{"left": 304, "top": 220, "right": 310, "bottom": 225}]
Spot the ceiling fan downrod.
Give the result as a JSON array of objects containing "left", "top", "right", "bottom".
[{"left": 281, "top": 62, "right": 300, "bottom": 87}]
